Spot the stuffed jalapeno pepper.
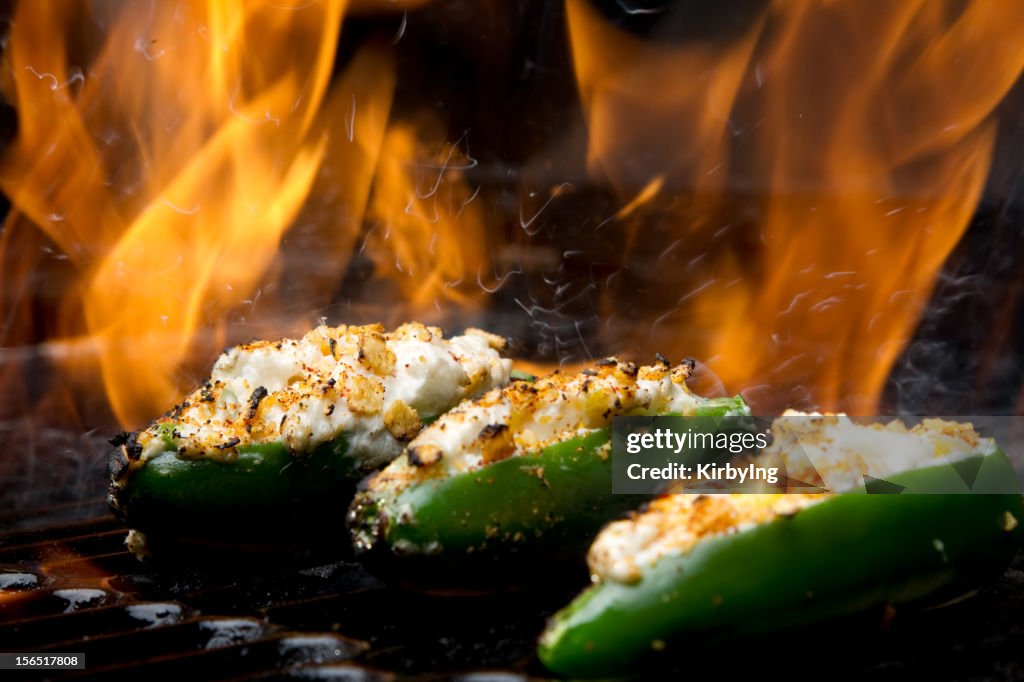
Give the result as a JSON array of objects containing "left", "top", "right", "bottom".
[
  {"left": 538, "top": 414, "right": 1024, "bottom": 678},
  {"left": 348, "top": 356, "right": 748, "bottom": 585},
  {"left": 108, "top": 322, "right": 511, "bottom": 558}
]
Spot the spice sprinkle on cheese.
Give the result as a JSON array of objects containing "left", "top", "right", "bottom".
[{"left": 132, "top": 322, "right": 512, "bottom": 471}]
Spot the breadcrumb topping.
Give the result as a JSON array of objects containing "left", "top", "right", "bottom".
[
  {"left": 134, "top": 322, "right": 511, "bottom": 470},
  {"left": 367, "top": 357, "right": 745, "bottom": 495},
  {"left": 761, "top": 411, "right": 991, "bottom": 492},
  {"left": 590, "top": 494, "right": 822, "bottom": 584},
  {"left": 588, "top": 414, "right": 991, "bottom": 584}
]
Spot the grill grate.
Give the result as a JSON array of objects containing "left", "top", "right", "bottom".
[
  {"left": 1, "top": 500, "right": 1023, "bottom": 680},
  {"left": 0, "top": 500, "right": 560, "bottom": 680}
]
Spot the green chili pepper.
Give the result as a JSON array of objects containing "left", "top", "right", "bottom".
[
  {"left": 108, "top": 436, "right": 359, "bottom": 549},
  {"left": 348, "top": 357, "right": 749, "bottom": 586},
  {"left": 107, "top": 322, "right": 513, "bottom": 556},
  {"left": 537, "top": 447, "right": 1024, "bottom": 678}
]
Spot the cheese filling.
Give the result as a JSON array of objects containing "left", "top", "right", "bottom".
[
  {"left": 589, "top": 412, "right": 992, "bottom": 584},
  {"left": 366, "top": 357, "right": 749, "bottom": 496},
  {"left": 762, "top": 411, "right": 992, "bottom": 492},
  {"left": 135, "top": 323, "right": 512, "bottom": 470}
]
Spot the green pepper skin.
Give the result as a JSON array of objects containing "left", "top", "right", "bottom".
[
  {"left": 108, "top": 435, "right": 359, "bottom": 551},
  {"left": 537, "top": 449, "right": 1024, "bottom": 678},
  {"left": 348, "top": 397, "right": 747, "bottom": 586},
  {"left": 354, "top": 428, "right": 624, "bottom": 562}
]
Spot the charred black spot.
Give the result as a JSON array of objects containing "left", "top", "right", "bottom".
[
  {"left": 111, "top": 431, "right": 143, "bottom": 461},
  {"left": 246, "top": 386, "right": 268, "bottom": 426},
  {"left": 682, "top": 357, "right": 697, "bottom": 373},
  {"left": 326, "top": 404, "right": 335, "bottom": 416},
  {"left": 200, "top": 386, "right": 215, "bottom": 402},
  {"left": 107, "top": 444, "right": 130, "bottom": 481},
  {"left": 109, "top": 431, "right": 131, "bottom": 447},
  {"left": 582, "top": 368, "right": 598, "bottom": 376},
  {"left": 216, "top": 437, "right": 241, "bottom": 450},
  {"left": 619, "top": 362, "right": 638, "bottom": 377},
  {"left": 596, "top": 357, "right": 617, "bottom": 367},
  {"left": 408, "top": 445, "right": 443, "bottom": 468},
  {"left": 127, "top": 433, "right": 142, "bottom": 460},
  {"left": 328, "top": 337, "right": 337, "bottom": 357},
  {"left": 511, "top": 381, "right": 537, "bottom": 395},
  {"left": 478, "top": 423, "right": 509, "bottom": 440},
  {"left": 167, "top": 400, "right": 192, "bottom": 420},
  {"left": 106, "top": 443, "right": 133, "bottom": 519},
  {"left": 327, "top": 377, "right": 336, "bottom": 387},
  {"left": 655, "top": 352, "right": 670, "bottom": 367}
]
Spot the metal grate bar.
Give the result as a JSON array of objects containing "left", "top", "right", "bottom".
[
  {"left": 35, "top": 615, "right": 269, "bottom": 660},
  {"left": 0, "top": 515, "right": 122, "bottom": 549},
  {"left": 63, "top": 631, "right": 367, "bottom": 681},
  {"left": 3, "top": 503, "right": 1023, "bottom": 680},
  {"left": 0, "top": 529, "right": 126, "bottom": 564},
  {"left": 0, "top": 600, "right": 190, "bottom": 650}
]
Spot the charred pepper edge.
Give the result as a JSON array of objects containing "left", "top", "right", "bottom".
[
  {"left": 536, "top": 448, "right": 1024, "bottom": 678},
  {"left": 347, "top": 396, "right": 750, "bottom": 567},
  {"left": 348, "top": 427, "right": 616, "bottom": 557},
  {"left": 108, "top": 406, "right": 451, "bottom": 549},
  {"left": 107, "top": 433, "right": 360, "bottom": 537},
  {"left": 110, "top": 408, "right": 448, "bottom": 516}
]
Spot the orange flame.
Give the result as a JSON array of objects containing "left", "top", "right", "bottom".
[
  {"left": 0, "top": 1, "right": 405, "bottom": 427},
  {"left": 362, "top": 123, "right": 489, "bottom": 318},
  {"left": 569, "top": 0, "right": 1024, "bottom": 413},
  {"left": 568, "top": 0, "right": 763, "bottom": 204},
  {"left": 2, "top": 0, "right": 1022, "bottom": 437},
  {"left": 0, "top": 0, "right": 494, "bottom": 430}
]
